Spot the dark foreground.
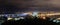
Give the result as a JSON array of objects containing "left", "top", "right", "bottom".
[{"left": 1, "top": 17, "right": 60, "bottom": 25}]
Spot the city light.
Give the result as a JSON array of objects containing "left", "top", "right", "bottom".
[
  {"left": 7, "top": 18, "right": 13, "bottom": 20},
  {"left": 47, "top": 13, "right": 60, "bottom": 16},
  {"left": 32, "top": 12, "right": 38, "bottom": 17},
  {"left": 0, "top": 12, "right": 60, "bottom": 20},
  {"left": 15, "top": 18, "right": 20, "bottom": 20},
  {"left": 42, "top": 17, "right": 46, "bottom": 19},
  {"left": 53, "top": 18, "right": 60, "bottom": 23}
]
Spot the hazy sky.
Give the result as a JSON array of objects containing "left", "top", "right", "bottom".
[
  {"left": 5, "top": 0, "right": 60, "bottom": 12},
  {"left": 7, "top": 0, "right": 60, "bottom": 8}
]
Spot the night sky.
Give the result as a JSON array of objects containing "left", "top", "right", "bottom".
[{"left": 0, "top": 0, "right": 60, "bottom": 14}]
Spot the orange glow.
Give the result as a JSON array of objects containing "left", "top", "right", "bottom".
[
  {"left": 42, "top": 17, "right": 46, "bottom": 19},
  {"left": 40, "top": 14, "right": 46, "bottom": 17},
  {"left": 47, "top": 13, "right": 60, "bottom": 16}
]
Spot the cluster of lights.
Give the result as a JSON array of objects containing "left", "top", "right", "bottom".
[
  {"left": 7, "top": 18, "right": 13, "bottom": 20},
  {"left": 49, "top": 18, "right": 60, "bottom": 23},
  {"left": 1, "top": 12, "right": 60, "bottom": 20},
  {"left": 0, "top": 13, "right": 29, "bottom": 17},
  {"left": 53, "top": 20, "right": 60, "bottom": 23},
  {"left": 7, "top": 17, "right": 24, "bottom": 21}
]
